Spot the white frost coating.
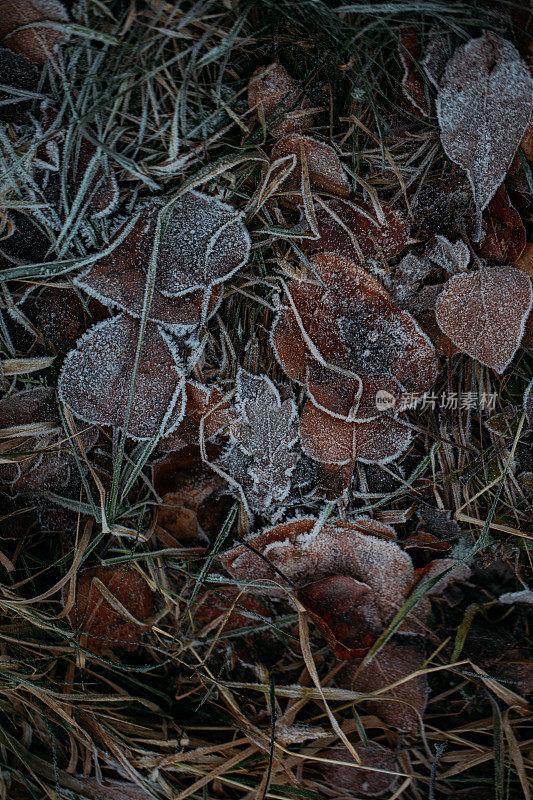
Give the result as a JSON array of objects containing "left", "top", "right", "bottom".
[
  {"left": 436, "top": 32, "right": 533, "bottom": 239},
  {"left": 156, "top": 190, "right": 251, "bottom": 297},
  {"left": 524, "top": 378, "right": 533, "bottom": 426}
]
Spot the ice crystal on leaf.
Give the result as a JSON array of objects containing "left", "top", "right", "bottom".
[
  {"left": 435, "top": 265, "right": 532, "bottom": 373},
  {"left": 0, "top": 0, "right": 68, "bottom": 63},
  {"left": 58, "top": 314, "right": 186, "bottom": 440},
  {"left": 270, "top": 134, "right": 349, "bottom": 198},
  {"left": 216, "top": 370, "right": 299, "bottom": 515},
  {"left": 436, "top": 32, "right": 532, "bottom": 239},
  {"left": 302, "top": 199, "right": 410, "bottom": 261},
  {"left": 525, "top": 379, "right": 533, "bottom": 426}
]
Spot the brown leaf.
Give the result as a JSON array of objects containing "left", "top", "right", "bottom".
[
  {"left": 399, "top": 26, "right": 430, "bottom": 117},
  {"left": 302, "top": 199, "right": 410, "bottom": 261},
  {"left": 337, "top": 635, "right": 428, "bottom": 733},
  {"left": 435, "top": 265, "right": 533, "bottom": 373},
  {"left": 319, "top": 742, "right": 398, "bottom": 797},
  {"left": 270, "top": 134, "right": 349, "bottom": 198},
  {"left": 298, "top": 575, "right": 383, "bottom": 659},
  {"left": 159, "top": 381, "right": 234, "bottom": 451},
  {"left": 220, "top": 517, "right": 414, "bottom": 625},
  {"left": 0, "top": 0, "right": 68, "bottom": 63},
  {"left": 58, "top": 314, "right": 187, "bottom": 440},
  {"left": 436, "top": 32, "right": 532, "bottom": 239},
  {"left": 64, "top": 565, "right": 153, "bottom": 655},
  {"left": 247, "top": 61, "right": 316, "bottom": 136},
  {"left": 193, "top": 587, "right": 271, "bottom": 632},
  {"left": 477, "top": 185, "right": 526, "bottom": 264}
]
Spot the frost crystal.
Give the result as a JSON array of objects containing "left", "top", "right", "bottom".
[{"left": 216, "top": 370, "right": 299, "bottom": 515}]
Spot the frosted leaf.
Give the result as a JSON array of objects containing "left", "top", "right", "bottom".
[
  {"left": 58, "top": 313, "right": 186, "bottom": 441},
  {"left": 426, "top": 235, "right": 470, "bottom": 274},
  {"left": 220, "top": 517, "right": 414, "bottom": 623},
  {"left": 159, "top": 381, "right": 234, "bottom": 451},
  {"left": 271, "top": 253, "right": 438, "bottom": 420},
  {"left": 499, "top": 588, "right": 533, "bottom": 605},
  {"left": 274, "top": 722, "right": 328, "bottom": 746},
  {"left": 436, "top": 32, "right": 533, "bottom": 239},
  {"left": 0, "top": 386, "right": 57, "bottom": 428},
  {"left": 216, "top": 369, "right": 299, "bottom": 515},
  {"left": 319, "top": 742, "right": 398, "bottom": 797},
  {"left": 300, "top": 401, "right": 412, "bottom": 466},
  {"left": 63, "top": 565, "right": 153, "bottom": 654},
  {"left": 155, "top": 190, "right": 251, "bottom": 297},
  {"left": 477, "top": 185, "right": 526, "bottom": 264},
  {"left": 525, "top": 379, "right": 533, "bottom": 426},
  {"left": 435, "top": 265, "right": 533, "bottom": 373},
  {"left": 422, "top": 27, "right": 453, "bottom": 89},
  {"left": 77, "top": 209, "right": 222, "bottom": 333},
  {"left": 247, "top": 61, "right": 316, "bottom": 136},
  {"left": 399, "top": 26, "right": 430, "bottom": 117},
  {"left": 298, "top": 576, "right": 383, "bottom": 659},
  {"left": 270, "top": 134, "right": 349, "bottom": 198},
  {"left": 338, "top": 635, "right": 428, "bottom": 733},
  {"left": 0, "top": 0, "right": 68, "bottom": 63},
  {"left": 414, "top": 558, "right": 471, "bottom": 596},
  {"left": 64, "top": 778, "right": 155, "bottom": 800},
  {"left": 303, "top": 199, "right": 410, "bottom": 261},
  {"left": 411, "top": 175, "right": 477, "bottom": 239}
]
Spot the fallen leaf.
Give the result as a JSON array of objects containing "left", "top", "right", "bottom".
[
  {"left": 319, "top": 742, "right": 398, "bottom": 797},
  {"left": 220, "top": 517, "right": 414, "bottom": 625},
  {"left": 298, "top": 575, "right": 383, "bottom": 659},
  {"left": 436, "top": 32, "right": 532, "bottom": 239},
  {"left": 524, "top": 379, "right": 533, "bottom": 426},
  {"left": 193, "top": 587, "right": 271, "bottom": 632},
  {"left": 247, "top": 61, "right": 316, "bottom": 135},
  {"left": 216, "top": 369, "right": 299, "bottom": 515},
  {"left": 0, "top": 0, "right": 68, "bottom": 63},
  {"left": 435, "top": 264, "right": 533, "bottom": 373},
  {"left": 0, "top": 46, "right": 39, "bottom": 123},
  {"left": 411, "top": 174, "right": 477, "bottom": 238},
  {"left": 64, "top": 565, "right": 153, "bottom": 655},
  {"left": 477, "top": 185, "right": 526, "bottom": 264},
  {"left": 338, "top": 635, "right": 428, "bottom": 733},
  {"left": 58, "top": 313, "right": 187, "bottom": 440},
  {"left": 271, "top": 134, "right": 349, "bottom": 198},
  {"left": 159, "top": 381, "right": 234, "bottom": 450},
  {"left": 399, "top": 26, "right": 430, "bottom": 116},
  {"left": 422, "top": 26, "right": 454, "bottom": 88},
  {"left": 302, "top": 199, "right": 410, "bottom": 261}
]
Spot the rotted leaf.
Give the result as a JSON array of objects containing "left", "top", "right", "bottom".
[
  {"left": 63, "top": 565, "right": 153, "bottom": 655},
  {"left": 298, "top": 575, "right": 383, "bottom": 659},
  {"left": 477, "top": 185, "right": 526, "bottom": 264},
  {"left": 338, "top": 635, "right": 428, "bottom": 733},
  {"left": 58, "top": 313, "right": 187, "bottom": 440},
  {"left": 220, "top": 516, "right": 414, "bottom": 625},
  {"left": 76, "top": 208, "right": 223, "bottom": 334},
  {"left": 318, "top": 742, "right": 398, "bottom": 797},
  {"left": 270, "top": 134, "right": 349, "bottom": 198},
  {"left": 435, "top": 265, "right": 533, "bottom": 373},
  {"left": 247, "top": 61, "right": 316, "bottom": 136},
  {"left": 436, "top": 32, "right": 532, "bottom": 239},
  {"left": 216, "top": 369, "right": 299, "bottom": 515},
  {"left": 0, "top": 0, "right": 68, "bottom": 63},
  {"left": 302, "top": 199, "right": 410, "bottom": 261},
  {"left": 399, "top": 26, "right": 430, "bottom": 117}
]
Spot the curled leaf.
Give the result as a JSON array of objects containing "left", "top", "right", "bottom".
[
  {"left": 271, "top": 134, "right": 349, "bottom": 198},
  {"left": 0, "top": 0, "right": 68, "bottom": 63},
  {"left": 435, "top": 265, "right": 533, "bottom": 373},
  {"left": 436, "top": 32, "right": 532, "bottom": 238},
  {"left": 64, "top": 566, "right": 153, "bottom": 655},
  {"left": 220, "top": 517, "right": 414, "bottom": 624},
  {"left": 58, "top": 313, "right": 186, "bottom": 440}
]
